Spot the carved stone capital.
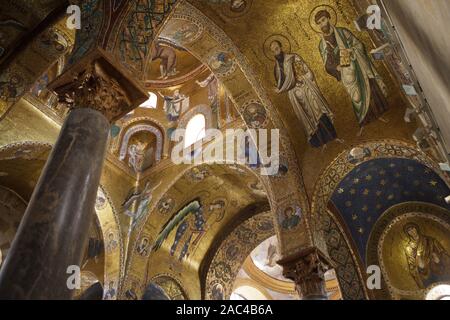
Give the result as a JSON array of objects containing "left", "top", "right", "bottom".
[
  {"left": 54, "top": 62, "right": 131, "bottom": 121},
  {"left": 278, "top": 247, "right": 333, "bottom": 300},
  {"left": 48, "top": 48, "right": 147, "bottom": 122}
]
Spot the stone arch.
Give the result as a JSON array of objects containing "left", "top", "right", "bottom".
[
  {"left": 0, "top": 141, "right": 52, "bottom": 161},
  {"left": 203, "top": 211, "right": 274, "bottom": 299},
  {"left": 178, "top": 104, "right": 213, "bottom": 131},
  {"left": 151, "top": 1, "right": 317, "bottom": 259},
  {"left": 121, "top": 162, "right": 270, "bottom": 298},
  {"left": 136, "top": 161, "right": 268, "bottom": 234},
  {"left": 310, "top": 139, "right": 450, "bottom": 299},
  {"left": 118, "top": 1, "right": 327, "bottom": 297},
  {"left": 232, "top": 278, "right": 274, "bottom": 300},
  {"left": 366, "top": 202, "right": 450, "bottom": 300},
  {"left": 111, "top": 117, "right": 165, "bottom": 155},
  {"left": 0, "top": 11, "right": 75, "bottom": 120},
  {"left": 141, "top": 282, "right": 170, "bottom": 300},
  {"left": 0, "top": 141, "right": 53, "bottom": 201},
  {"left": 147, "top": 274, "right": 188, "bottom": 300},
  {"left": 95, "top": 185, "right": 124, "bottom": 300},
  {"left": 73, "top": 0, "right": 319, "bottom": 259},
  {"left": 118, "top": 123, "right": 164, "bottom": 163}
]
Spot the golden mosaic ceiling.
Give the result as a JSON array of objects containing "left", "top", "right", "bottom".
[{"left": 0, "top": 0, "right": 448, "bottom": 301}]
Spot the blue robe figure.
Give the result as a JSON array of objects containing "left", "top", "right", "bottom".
[{"left": 153, "top": 200, "right": 205, "bottom": 261}]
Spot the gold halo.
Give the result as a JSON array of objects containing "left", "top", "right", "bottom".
[
  {"left": 309, "top": 4, "right": 338, "bottom": 34},
  {"left": 263, "top": 34, "right": 291, "bottom": 60}
]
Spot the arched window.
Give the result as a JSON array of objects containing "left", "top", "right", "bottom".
[
  {"left": 184, "top": 114, "right": 206, "bottom": 148},
  {"left": 140, "top": 92, "right": 158, "bottom": 109}
]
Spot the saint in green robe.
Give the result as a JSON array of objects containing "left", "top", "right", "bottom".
[{"left": 319, "top": 26, "right": 388, "bottom": 127}]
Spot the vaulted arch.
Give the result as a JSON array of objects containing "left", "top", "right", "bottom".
[
  {"left": 310, "top": 139, "right": 450, "bottom": 299},
  {"left": 119, "top": 123, "right": 164, "bottom": 163},
  {"left": 152, "top": 1, "right": 318, "bottom": 260},
  {"left": 121, "top": 162, "right": 270, "bottom": 299}
]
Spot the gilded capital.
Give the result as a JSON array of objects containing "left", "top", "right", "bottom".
[
  {"left": 48, "top": 48, "right": 147, "bottom": 122},
  {"left": 278, "top": 247, "right": 333, "bottom": 300}
]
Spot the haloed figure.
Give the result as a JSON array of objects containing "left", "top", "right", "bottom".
[
  {"left": 271, "top": 40, "right": 340, "bottom": 148},
  {"left": 403, "top": 223, "right": 450, "bottom": 289},
  {"left": 159, "top": 90, "right": 187, "bottom": 122},
  {"left": 170, "top": 207, "right": 206, "bottom": 261},
  {"left": 315, "top": 9, "right": 389, "bottom": 135}
]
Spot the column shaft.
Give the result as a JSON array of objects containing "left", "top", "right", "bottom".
[{"left": 0, "top": 108, "right": 109, "bottom": 299}]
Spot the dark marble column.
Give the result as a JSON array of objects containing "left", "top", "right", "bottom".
[
  {"left": 0, "top": 108, "right": 109, "bottom": 299},
  {"left": 0, "top": 50, "right": 147, "bottom": 299},
  {"left": 278, "top": 247, "right": 332, "bottom": 300}
]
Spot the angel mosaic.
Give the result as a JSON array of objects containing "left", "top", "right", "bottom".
[
  {"left": 122, "top": 180, "right": 161, "bottom": 232},
  {"left": 153, "top": 199, "right": 224, "bottom": 262}
]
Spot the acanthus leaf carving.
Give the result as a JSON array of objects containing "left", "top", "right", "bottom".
[
  {"left": 54, "top": 61, "right": 132, "bottom": 122},
  {"left": 278, "top": 247, "right": 332, "bottom": 300}
]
